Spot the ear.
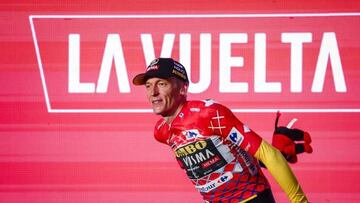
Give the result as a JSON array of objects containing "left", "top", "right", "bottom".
[{"left": 179, "top": 83, "right": 189, "bottom": 96}]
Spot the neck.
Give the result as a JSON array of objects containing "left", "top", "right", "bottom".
[{"left": 163, "top": 100, "right": 186, "bottom": 124}]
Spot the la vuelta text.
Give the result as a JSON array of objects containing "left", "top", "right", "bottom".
[{"left": 68, "top": 32, "right": 347, "bottom": 94}]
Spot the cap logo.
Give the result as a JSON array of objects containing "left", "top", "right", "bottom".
[
  {"left": 172, "top": 69, "right": 187, "bottom": 80},
  {"left": 146, "top": 58, "right": 160, "bottom": 71},
  {"left": 173, "top": 61, "right": 188, "bottom": 80},
  {"left": 146, "top": 64, "right": 159, "bottom": 72},
  {"left": 173, "top": 62, "right": 186, "bottom": 74}
]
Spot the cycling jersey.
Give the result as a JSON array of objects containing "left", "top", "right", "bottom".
[{"left": 154, "top": 100, "right": 270, "bottom": 203}]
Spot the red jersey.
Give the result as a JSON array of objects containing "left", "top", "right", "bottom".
[{"left": 154, "top": 100, "right": 270, "bottom": 203}]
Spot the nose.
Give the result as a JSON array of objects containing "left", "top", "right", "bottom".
[
  {"left": 152, "top": 85, "right": 159, "bottom": 96},
  {"left": 149, "top": 85, "right": 159, "bottom": 96}
]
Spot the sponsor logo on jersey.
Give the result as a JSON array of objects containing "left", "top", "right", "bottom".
[
  {"left": 183, "top": 129, "right": 202, "bottom": 140},
  {"left": 226, "top": 127, "right": 244, "bottom": 146},
  {"left": 190, "top": 107, "right": 200, "bottom": 112},
  {"left": 202, "top": 99, "right": 215, "bottom": 107},
  {"left": 182, "top": 149, "right": 216, "bottom": 168},
  {"left": 175, "top": 136, "right": 235, "bottom": 179},
  {"left": 238, "top": 148, "right": 258, "bottom": 175},
  {"left": 201, "top": 155, "right": 221, "bottom": 168},
  {"left": 196, "top": 172, "right": 233, "bottom": 193},
  {"left": 243, "top": 125, "right": 251, "bottom": 133},
  {"left": 175, "top": 140, "right": 207, "bottom": 158}
]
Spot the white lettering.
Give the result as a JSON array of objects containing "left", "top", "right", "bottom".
[
  {"left": 68, "top": 32, "right": 347, "bottom": 95},
  {"left": 181, "top": 149, "right": 215, "bottom": 167},
  {"left": 68, "top": 34, "right": 95, "bottom": 93},
  {"left": 254, "top": 33, "right": 281, "bottom": 92},
  {"left": 182, "top": 156, "right": 192, "bottom": 167},
  {"left": 205, "top": 149, "right": 215, "bottom": 158},
  {"left": 312, "top": 32, "right": 347, "bottom": 92},
  {"left": 194, "top": 152, "right": 207, "bottom": 163},
  {"left": 180, "top": 33, "right": 212, "bottom": 93},
  {"left": 219, "top": 33, "right": 248, "bottom": 93},
  {"left": 96, "top": 34, "right": 130, "bottom": 93},
  {"left": 281, "top": 32, "right": 312, "bottom": 92},
  {"left": 141, "top": 33, "right": 175, "bottom": 65}
]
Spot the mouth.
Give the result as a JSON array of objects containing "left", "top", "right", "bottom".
[
  {"left": 151, "top": 99, "right": 164, "bottom": 113},
  {"left": 151, "top": 98, "right": 163, "bottom": 105}
]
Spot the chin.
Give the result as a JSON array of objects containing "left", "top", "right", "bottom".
[
  {"left": 152, "top": 108, "right": 164, "bottom": 115},
  {"left": 154, "top": 111, "right": 163, "bottom": 115}
]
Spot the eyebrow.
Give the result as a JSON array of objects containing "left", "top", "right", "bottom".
[{"left": 145, "top": 78, "right": 163, "bottom": 85}]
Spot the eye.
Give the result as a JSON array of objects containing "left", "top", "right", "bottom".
[
  {"left": 158, "top": 81, "right": 167, "bottom": 87},
  {"left": 145, "top": 83, "right": 151, "bottom": 89}
]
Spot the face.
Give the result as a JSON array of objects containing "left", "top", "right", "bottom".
[{"left": 145, "top": 77, "right": 187, "bottom": 118}]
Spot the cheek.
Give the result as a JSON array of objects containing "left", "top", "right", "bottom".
[
  {"left": 159, "top": 87, "right": 171, "bottom": 97},
  {"left": 166, "top": 91, "right": 180, "bottom": 106},
  {"left": 145, "top": 91, "right": 153, "bottom": 102}
]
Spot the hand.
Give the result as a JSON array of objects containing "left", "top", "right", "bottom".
[{"left": 272, "top": 112, "right": 313, "bottom": 163}]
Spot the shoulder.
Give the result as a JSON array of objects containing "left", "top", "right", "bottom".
[
  {"left": 183, "top": 100, "right": 234, "bottom": 122},
  {"left": 186, "top": 99, "right": 229, "bottom": 111},
  {"left": 154, "top": 118, "right": 165, "bottom": 129},
  {"left": 154, "top": 118, "right": 169, "bottom": 144},
  {"left": 186, "top": 100, "right": 232, "bottom": 115}
]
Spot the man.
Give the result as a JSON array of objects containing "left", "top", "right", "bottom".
[{"left": 133, "top": 58, "right": 309, "bottom": 203}]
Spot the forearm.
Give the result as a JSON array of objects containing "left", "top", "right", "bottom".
[{"left": 254, "top": 140, "right": 308, "bottom": 203}]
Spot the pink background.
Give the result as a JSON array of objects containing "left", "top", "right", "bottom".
[{"left": 1, "top": 1, "right": 360, "bottom": 202}]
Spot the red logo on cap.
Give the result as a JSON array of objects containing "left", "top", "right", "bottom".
[
  {"left": 146, "top": 58, "right": 160, "bottom": 71},
  {"left": 146, "top": 65, "right": 159, "bottom": 72}
]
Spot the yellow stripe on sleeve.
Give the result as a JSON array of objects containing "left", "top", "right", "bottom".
[{"left": 254, "top": 140, "right": 308, "bottom": 203}]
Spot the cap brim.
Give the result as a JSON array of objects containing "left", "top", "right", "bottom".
[
  {"left": 132, "top": 73, "right": 147, "bottom": 85},
  {"left": 133, "top": 70, "right": 174, "bottom": 85}
]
